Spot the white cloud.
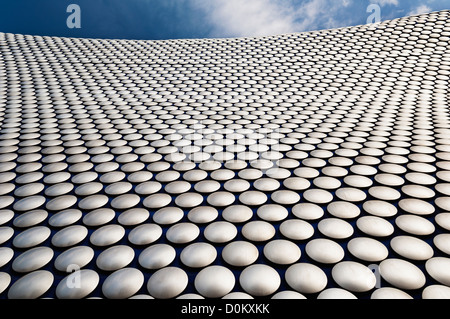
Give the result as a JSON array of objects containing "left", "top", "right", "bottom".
[
  {"left": 193, "top": 0, "right": 354, "bottom": 38},
  {"left": 342, "top": 0, "right": 352, "bottom": 6},
  {"left": 294, "top": 0, "right": 354, "bottom": 31},
  {"left": 370, "top": 0, "right": 399, "bottom": 6},
  {"left": 408, "top": 5, "right": 432, "bottom": 16},
  {"left": 193, "top": 0, "right": 297, "bottom": 37}
]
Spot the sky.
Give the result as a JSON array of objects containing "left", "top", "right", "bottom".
[{"left": 0, "top": 0, "right": 448, "bottom": 40}]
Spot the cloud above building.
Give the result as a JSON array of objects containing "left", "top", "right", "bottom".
[
  {"left": 408, "top": 4, "right": 433, "bottom": 16},
  {"left": 193, "top": 0, "right": 355, "bottom": 38}
]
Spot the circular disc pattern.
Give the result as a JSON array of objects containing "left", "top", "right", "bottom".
[{"left": 1, "top": 10, "right": 450, "bottom": 299}]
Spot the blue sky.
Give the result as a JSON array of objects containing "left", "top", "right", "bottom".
[{"left": 0, "top": 0, "right": 448, "bottom": 40}]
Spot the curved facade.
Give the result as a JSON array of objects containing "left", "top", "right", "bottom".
[{"left": 0, "top": 10, "right": 450, "bottom": 299}]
